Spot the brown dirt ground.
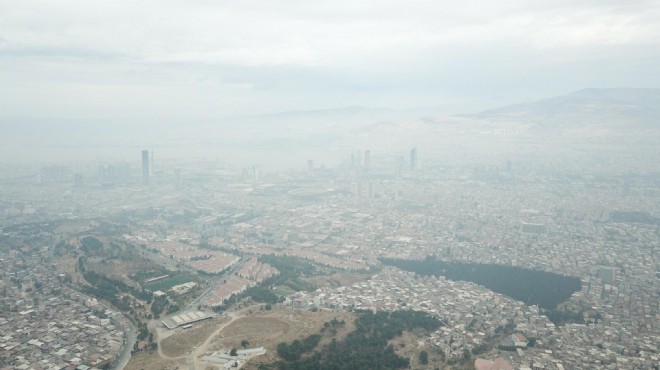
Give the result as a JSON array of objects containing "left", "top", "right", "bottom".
[
  {"left": 87, "top": 257, "right": 160, "bottom": 286},
  {"left": 160, "top": 316, "right": 231, "bottom": 357},
  {"left": 211, "top": 308, "right": 356, "bottom": 370},
  {"left": 302, "top": 271, "right": 372, "bottom": 288},
  {"left": 391, "top": 331, "right": 442, "bottom": 370},
  {"left": 390, "top": 331, "right": 475, "bottom": 370},
  {"left": 53, "top": 222, "right": 93, "bottom": 235},
  {"left": 58, "top": 257, "right": 80, "bottom": 280},
  {"left": 127, "top": 308, "right": 356, "bottom": 370},
  {"left": 124, "top": 351, "right": 185, "bottom": 370}
]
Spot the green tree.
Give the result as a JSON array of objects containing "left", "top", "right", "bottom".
[
  {"left": 419, "top": 350, "right": 429, "bottom": 365},
  {"left": 230, "top": 348, "right": 238, "bottom": 356},
  {"left": 241, "top": 339, "right": 250, "bottom": 349}
]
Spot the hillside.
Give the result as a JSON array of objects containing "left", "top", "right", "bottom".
[{"left": 469, "top": 88, "right": 660, "bottom": 129}]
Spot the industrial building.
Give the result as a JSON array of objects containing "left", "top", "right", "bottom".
[{"left": 161, "top": 311, "right": 213, "bottom": 329}]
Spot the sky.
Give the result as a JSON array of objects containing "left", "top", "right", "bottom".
[{"left": 1, "top": 0, "right": 660, "bottom": 122}]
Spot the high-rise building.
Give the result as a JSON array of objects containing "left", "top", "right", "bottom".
[
  {"left": 141, "top": 150, "right": 150, "bottom": 186},
  {"left": 410, "top": 147, "right": 417, "bottom": 170},
  {"left": 364, "top": 150, "right": 371, "bottom": 169}
]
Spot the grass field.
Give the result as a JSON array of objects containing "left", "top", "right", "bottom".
[
  {"left": 273, "top": 286, "right": 296, "bottom": 296},
  {"left": 145, "top": 275, "right": 194, "bottom": 292}
]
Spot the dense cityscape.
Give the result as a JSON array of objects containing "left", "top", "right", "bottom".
[
  {"left": 2, "top": 2, "right": 660, "bottom": 368},
  {"left": 1, "top": 135, "right": 658, "bottom": 369}
]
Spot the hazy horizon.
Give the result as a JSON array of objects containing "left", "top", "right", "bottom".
[
  {"left": 2, "top": 1, "right": 660, "bottom": 168},
  {"left": 3, "top": 1, "right": 660, "bottom": 121}
]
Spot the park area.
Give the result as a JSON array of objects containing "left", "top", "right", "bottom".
[{"left": 144, "top": 274, "right": 196, "bottom": 292}]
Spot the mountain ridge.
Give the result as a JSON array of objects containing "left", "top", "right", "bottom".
[{"left": 468, "top": 88, "right": 660, "bottom": 129}]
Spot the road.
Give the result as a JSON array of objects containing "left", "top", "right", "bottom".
[
  {"left": 152, "top": 304, "right": 262, "bottom": 369},
  {"left": 113, "top": 315, "right": 137, "bottom": 370},
  {"left": 185, "top": 285, "right": 213, "bottom": 311},
  {"left": 50, "top": 236, "right": 138, "bottom": 370},
  {"left": 59, "top": 284, "right": 137, "bottom": 370},
  {"left": 189, "top": 311, "right": 240, "bottom": 369},
  {"left": 151, "top": 312, "right": 241, "bottom": 368},
  {"left": 184, "top": 259, "right": 246, "bottom": 310}
]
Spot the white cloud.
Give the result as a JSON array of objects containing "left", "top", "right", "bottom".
[
  {"left": 3, "top": 0, "right": 658, "bottom": 64},
  {"left": 1, "top": 0, "right": 659, "bottom": 118}
]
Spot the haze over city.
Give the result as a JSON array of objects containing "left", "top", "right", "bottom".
[
  {"left": 2, "top": 0, "right": 660, "bottom": 164},
  {"left": 0, "top": 1, "right": 659, "bottom": 370}
]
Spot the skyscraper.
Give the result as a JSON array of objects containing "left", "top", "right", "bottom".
[
  {"left": 141, "top": 150, "right": 150, "bottom": 186},
  {"left": 253, "top": 166, "right": 259, "bottom": 181},
  {"left": 410, "top": 147, "right": 417, "bottom": 170}
]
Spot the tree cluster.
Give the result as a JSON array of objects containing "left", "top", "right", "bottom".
[
  {"left": 419, "top": 350, "right": 428, "bottom": 365},
  {"left": 258, "top": 255, "right": 318, "bottom": 291},
  {"left": 212, "top": 284, "right": 283, "bottom": 312},
  {"left": 267, "top": 310, "right": 442, "bottom": 370},
  {"left": 276, "top": 334, "right": 322, "bottom": 361},
  {"left": 80, "top": 236, "right": 103, "bottom": 253},
  {"left": 610, "top": 211, "right": 659, "bottom": 225},
  {"left": 81, "top": 270, "right": 152, "bottom": 311},
  {"left": 150, "top": 296, "right": 168, "bottom": 318}
]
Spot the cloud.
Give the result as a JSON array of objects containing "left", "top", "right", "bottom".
[
  {"left": 1, "top": 0, "right": 659, "bottom": 119},
  {"left": 3, "top": 0, "right": 659, "bottom": 64}
]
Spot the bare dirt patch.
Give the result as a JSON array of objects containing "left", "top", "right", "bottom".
[
  {"left": 210, "top": 316, "right": 291, "bottom": 351},
  {"left": 58, "top": 257, "right": 83, "bottom": 283},
  {"left": 390, "top": 330, "right": 474, "bottom": 370},
  {"left": 53, "top": 222, "right": 93, "bottom": 235},
  {"left": 223, "top": 308, "right": 356, "bottom": 370},
  {"left": 124, "top": 351, "right": 185, "bottom": 370},
  {"left": 302, "top": 271, "right": 371, "bottom": 289},
  {"left": 87, "top": 257, "right": 159, "bottom": 286},
  {"left": 160, "top": 316, "right": 231, "bottom": 357}
]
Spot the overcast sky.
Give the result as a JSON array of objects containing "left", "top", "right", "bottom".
[{"left": 2, "top": 0, "right": 660, "bottom": 122}]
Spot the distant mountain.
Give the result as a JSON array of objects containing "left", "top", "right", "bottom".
[{"left": 469, "top": 88, "right": 660, "bottom": 129}]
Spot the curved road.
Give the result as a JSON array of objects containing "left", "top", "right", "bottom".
[
  {"left": 190, "top": 311, "right": 240, "bottom": 369},
  {"left": 113, "top": 316, "right": 137, "bottom": 370}
]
